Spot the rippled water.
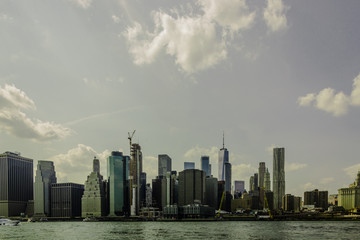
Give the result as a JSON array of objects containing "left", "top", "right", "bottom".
[{"left": 0, "top": 221, "right": 359, "bottom": 239}]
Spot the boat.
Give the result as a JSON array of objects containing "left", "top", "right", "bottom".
[
  {"left": 83, "top": 216, "right": 98, "bottom": 222},
  {"left": 0, "top": 218, "right": 20, "bottom": 226},
  {"left": 27, "top": 218, "right": 36, "bottom": 222}
]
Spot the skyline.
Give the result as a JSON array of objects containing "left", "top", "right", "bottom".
[{"left": 1, "top": 0, "right": 360, "bottom": 198}]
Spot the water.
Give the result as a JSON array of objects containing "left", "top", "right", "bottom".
[{"left": 0, "top": 221, "right": 359, "bottom": 239}]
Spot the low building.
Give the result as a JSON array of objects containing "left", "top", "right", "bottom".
[
  {"left": 338, "top": 170, "right": 360, "bottom": 210},
  {"left": 304, "top": 189, "right": 328, "bottom": 210}
]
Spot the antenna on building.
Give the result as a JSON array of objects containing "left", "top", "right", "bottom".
[{"left": 222, "top": 131, "right": 225, "bottom": 149}]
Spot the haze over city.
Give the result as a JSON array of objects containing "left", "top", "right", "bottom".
[{"left": 1, "top": 0, "right": 360, "bottom": 198}]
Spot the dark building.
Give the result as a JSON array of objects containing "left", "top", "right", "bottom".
[
  {"left": 152, "top": 177, "right": 165, "bottom": 210},
  {"left": 205, "top": 176, "right": 218, "bottom": 208},
  {"left": 178, "top": 169, "right": 205, "bottom": 206},
  {"left": 0, "top": 152, "right": 33, "bottom": 217},
  {"left": 51, "top": 183, "right": 84, "bottom": 217},
  {"left": 158, "top": 154, "right": 171, "bottom": 177},
  {"left": 304, "top": 189, "right": 328, "bottom": 210},
  {"left": 140, "top": 172, "right": 147, "bottom": 208}
]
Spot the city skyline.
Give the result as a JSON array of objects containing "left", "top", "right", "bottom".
[{"left": 1, "top": 0, "right": 360, "bottom": 198}]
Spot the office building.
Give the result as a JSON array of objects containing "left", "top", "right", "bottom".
[
  {"left": 249, "top": 176, "right": 254, "bottom": 192},
  {"left": 107, "top": 151, "right": 129, "bottom": 216},
  {"left": 234, "top": 181, "right": 245, "bottom": 195},
  {"left": 0, "top": 152, "right": 33, "bottom": 217},
  {"left": 258, "top": 162, "right": 266, "bottom": 189},
  {"left": 34, "top": 160, "right": 57, "bottom": 217},
  {"left": 218, "top": 134, "right": 229, "bottom": 181},
  {"left": 304, "top": 189, "right": 328, "bottom": 210},
  {"left": 81, "top": 157, "right": 107, "bottom": 217},
  {"left": 205, "top": 176, "right": 218, "bottom": 208},
  {"left": 158, "top": 154, "right": 171, "bottom": 177},
  {"left": 152, "top": 177, "right": 166, "bottom": 210},
  {"left": 273, "top": 147, "right": 285, "bottom": 210},
  {"left": 140, "top": 172, "right": 147, "bottom": 208},
  {"left": 253, "top": 173, "right": 259, "bottom": 191},
  {"left": 282, "top": 194, "right": 301, "bottom": 212},
  {"left": 224, "top": 162, "right": 232, "bottom": 193},
  {"left": 201, "top": 156, "right": 211, "bottom": 177},
  {"left": 184, "top": 162, "right": 195, "bottom": 170},
  {"left": 130, "top": 143, "right": 142, "bottom": 215},
  {"left": 264, "top": 168, "right": 271, "bottom": 191},
  {"left": 338, "top": 170, "right": 360, "bottom": 210},
  {"left": 178, "top": 169, "right": 206, "bottom": 206},
  {"left": 51, "top": 183, "right": 84, "bottom": 217}
]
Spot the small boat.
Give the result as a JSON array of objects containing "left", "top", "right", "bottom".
[
  {"left": 83, "top": 217, "right": 98, "bottom": 222},
  {"left": 39, "top": 218, "right": 48, "bottom": 222},
  {"left": 27, "top": 218, "right": 36, "bottom": 222},
  {"left": 0, "top": 218, "right": 20, "bottom": 226}
]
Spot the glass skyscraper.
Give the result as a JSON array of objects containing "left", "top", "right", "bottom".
[
  {"left": 0, "top": 152, "right": 33, "bottom": 217},
  {"left": 158, "top": 154, "right": 171, "bottom": 177},
  {"left": 201, "top": 156, "right": 211, "bottom": 177},
  {"left": 184, "top": 162, "right": 195, "bottom": 170},
  {"left": 273, "top": 147, "right": 285, "bottom": 210}
]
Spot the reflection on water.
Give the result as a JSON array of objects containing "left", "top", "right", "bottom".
[{"left": 0, "top": 221, "right": 358, "bottom": 240}]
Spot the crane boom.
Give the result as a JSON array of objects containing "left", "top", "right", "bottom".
[{"left": 216, "top": 191, "right": 226, "bottom": 218}]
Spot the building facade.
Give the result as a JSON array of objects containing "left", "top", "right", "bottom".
[
  {"left": 178, "top": 169, "right": 206, "bottom": 206},
  {"left": 82, "top": 157, "right": 107, "bottom": 217},
  {"left": 34, "top": 160, "right": 57, "bottom": 217},
  {"left": 224, "top": 162, "right": 232, "bottom": 193},
  {"left": 130, "top": 143, "right": 142, "bottom": 215},
  {"left": 264, "top": 168, "right": 271, "bottom": 192},
  {"left": 304, "top": 189, "right": 328, "bottom": 210},
  {"left": 258, "top": 162, "right": 266, "bottom": 189},
  {"left": 184, "top": 162, "right": 195, "bottom": 170},
  {"left": 218, "top": 148, "right": 229, "bottom": 181},
  {"left": 338, "top": 170, "right": 360, "bottom": 210},
  {"left": 51, "top": 183, "right": 84, "bottom": 217},
  {"left": 205, "top": 176, "right": 218, "bottom": 208},
  {"left": 0, "top": 152, "right": 33, "bottom": 217},
  {"left": 234, "top": 181, "right": 245, "bottom": 194},
  {"left": 201, "top": 156, "right": 211, "bottom": 177},
  {"left": 158, "top": 154, "right": 171, "bottom": 177},
  {"left": 273, "top": 147, "right": 285, "bottom": 210}
]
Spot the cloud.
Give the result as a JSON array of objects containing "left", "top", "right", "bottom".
[
  {"left": 319, "top": 177, "right": 334, "bottom": 185},
  {"left": 343, "top": 163, "right": 360, "bottom": 179},
  {"left": 49, "top": 144, "right": 112, "bottom": 184},
  {"left": 298, "top": 73, "right": 360, "bottom": 117},
  {"left": 0, "top": 13, "right": 13, "bottom": 22},
  {"left": 302, "top": 182, "right": 317, "bottom": 191},
  {"left": 286, "top": 162, "right": 307, "bottom": 172},
  {"left": 143, "top": 156, "right": 158, "bottom": 182},
  {"left": 112, "top": 15, "right": 120, "bottom": 23},
  {"left": 232, "top": 163, "right": 257, "bottom": 187},
  {"left": 0, "top": 84, "right": 71, "bottom": 141},
  {"left": 123, "top": 0, "right": 256, "bottom": 73},
  {"left": 69, "top": 0, "right": 92, "bottom": 9},
  {"left": 263, "top": 0, "right": 288, "bottom": 32},
  {"left": 184, "top": 145, "right": 219, "bottom": 171}
]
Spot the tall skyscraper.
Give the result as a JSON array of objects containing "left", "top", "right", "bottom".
[
  {"left": 273, "top": 147, "right": 285, "bottom": 210},
  {"left": 264, "top": 168, "right": 271, "bottom": 191},
  {"left": 201, "top": 156, "right": 211, "bottom": 177},
  {"left": 249, "top": 176, "right": 254, "bottom": 192},
  {"left": 130, "top": 143, "right": 142, "bottom": 215},
  {"left": 107, "top": 151, "right": 129, "bottom": 216},
  {"left": 34, "top": 160, "right": 57, "bottom": 217},
  {"left": 258, "top": 162, "right": 266, "bottom": 189},
  {"left": 253, "top": 173, "right": 259, "bottom": 191},
  {"left": 82, "top": 157, "right": 106, "bottom": 217},
  {"left": 224, "top": 162, "right": 232, "bottom": 193},
  {"left": 218, "top": 134, "right": 229, "bottom": 181},
  {"left": 184, "top": 162, "right": 195, "bottom": 170},
  {"left": 0, "top": 152, "right": 33, "bottom": 217},
  {"left": 158, "top": 154, "right": 171, "bottom": 177}
]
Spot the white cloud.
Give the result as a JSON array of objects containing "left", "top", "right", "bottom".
[
  {"left": 266, "top": 144, "right": 278, "bottom": 155},
  {"left": 69, "top": 0, "right": 92, "bottom": 9},
  {"left": 343, "top": 163, "right": 360, "bottom": 179},
  {"left": 49, "top": 144, "right": 111, "bottom": 184},
  {"left": 0, "top": 13, "right": 13, "bottom": 22},
  {"left": 143, "top": 156, "right": 158, "bottom": 183},
  {"left": 232, "top": 163, "right": 257, "bottom": 188},
  {"left": 263, "top": 0, "right": 288, "bottom": 32},
  {"left": 298, "top": 73, "right": 360, "bottom": 117},
  {"left": 319, "top": 177, "right": 334, "bottom": 185},
  {"left": 123, "top": 0, "right": 256, "bottom": 73},
  {"left": 286, "top": 162, "right": 307, "bottom": 172},
  {"left": 302, "top": 182, "right": 317, "bottom": 191},
  {"left": 0, "top": 84, "right": 71, "bottom": 141},
  {"left": 112, "top": 15, "right": 120, "bottom": 23},
  {"left": 184, "top": 145, "right": 219, "bottom": 172}
]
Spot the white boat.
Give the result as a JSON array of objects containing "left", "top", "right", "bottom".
[{"left": 0, "top": 218, "right": 20, "bottom": 226}]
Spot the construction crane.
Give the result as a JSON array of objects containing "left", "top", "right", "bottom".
[
  {"left": 216, "top": 191, "right": 226, "bottom": 218},
  {"left": 263, "top": 187, "right": 273, "bottom": 219},
  {"left": 128, "top": 130, "right": 136, "bottom": 212}
]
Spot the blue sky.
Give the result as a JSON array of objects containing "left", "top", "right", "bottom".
[{"left": 1, "top": 0, "right": 360, "bottom": 197}]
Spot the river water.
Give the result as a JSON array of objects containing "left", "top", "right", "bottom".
[{"left": 0, "top": 221, "right": 358, "bottom": 239}]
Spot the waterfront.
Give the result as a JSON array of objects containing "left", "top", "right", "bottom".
[{"left": 0, "top": 221, "right": 359, "bottom": 239}]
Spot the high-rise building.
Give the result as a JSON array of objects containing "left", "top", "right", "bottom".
[
  {"left": 273, "top": 147, "right": 285, "bottom": 210},
  {"left": 184, "top": 162, "right": 195, "bottom": 170},
  {"left": 205, "top": 177, "right": 218, "bottom": 208},
  {"left": 234, "top": 181, "right": 245, "bottom": 194},
  {"left": 107, "top": 151, "right": 129, "bottom": 216},
  {"left": 158, "top": 154, "right": 171, "bottom": 177},
  {"left": 0, "top": 152, "right": 33, "bottom": 217},
  {"left": 201, "top": 156, "right": 211, "bottom": 177},
  {"left": 82, "top": 157, "right": 107, "bottom": 217},
  {"left": 264, "top": 168, "right": 271, "bottom": 191},
  {"left": 249, "top": 176, "right": 254, "bottom": 192},
  {"left": 51, "top": 183, "right": 84, "bottom": 217},
  {"left": 130, "top": 143, "right": 142, "bottom": 215},
  {"left": 224, "top": 162, "right": 232, "bottom": 193},
  {"left": 304, "top": 189, "right": 328, "bottom": 210},
  {"left": 253, "top": 173, "right": 259, "bottom": 191},
  {"left": 282, "top": 194, "right": 301, "bottom": 212},
  {"left": 218, "top": 134, "right": 229, "bottom": 181},
  {"left": 34, "top": 160, "right": 57, "bottom": 217},
  {"left": 258, "top": 162, "right": 266, "bottom": 189},
  {"left": 140, "top": 172, "right": 147, "bottom": 208},
  {"left": 338, "top": 170, "right": 360, "bottom": 210},
  {"left": 178, "top": 169, "right": 206, "bottom": 206}
]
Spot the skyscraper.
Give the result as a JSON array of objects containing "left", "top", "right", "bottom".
[
  {"left": 253, "top": 173, "right": 259, "bottom": 191},
  {"left": 234, "top": 181, "right": 245, "bottom": 194},
  {"left": 130, "top": 143, "right": 142, "bottom": 215},
  {"left": 258, "top": 162, "right": 266, "bottom": 189},
  {"left": 158, "top": 154, "right": 171, "bottom": 177},
  {"left": 224, "top": 162, "right": 232, "bottom": 193},
  {"left": 249, "top": 176, "right": 254, "bottom": 192},
  {"left": 107, "top": 151, "right": 129, "bottom": 216},
  {"left": 0, "top": 152, "right": 33, "bottom": 217},
  {"left": 34, "top": 160, "right": 57, "bottom": 217},
  {"left": 265, "top": 168, "right": 271, "bottom": 191},
  {"left": 201, "top": 156, "right": 211, "bottom": 177},
  {"left": 218, "top": 134, "right": 229, "bottom": 181},
  {"left": 273, "top": 147, "right": 285, "bottom": 210},
  {"left": 51, "top": 183, "right": 84, "bottom": 217},
  {"left": 184, "top": 162, "right": 195, "bottom": 170},
  {"left": 82, "top": 157, "right": 107, "bottom": 217},
  {"left": 178, "top": 169, "right": 206, "bottom": 206}
]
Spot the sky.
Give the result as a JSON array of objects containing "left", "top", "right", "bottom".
[{"left": 1, "top": 0, "right": 360, "bottom": 197}]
